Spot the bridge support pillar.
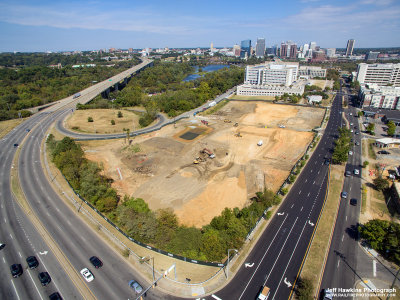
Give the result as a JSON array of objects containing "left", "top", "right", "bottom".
[{"left": 114, "top": 83, "right": 119, "bottom": 91}]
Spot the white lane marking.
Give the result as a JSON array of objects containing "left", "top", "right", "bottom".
[
  {"left": 313, "top": 181, "right": 315, "bottom": 184},
  {"left": 2, "top": 257, "right": 5, "bottom": 263},
  {"left": 10, "top": 280, "right": 21, "bottom": 300},
  {"left": 337, "top": 260, "right": 340, "bottom": 268},
  {"left": 373, "top": 260, "right": 377, "bottom": 277},
  {"left": 346, "top": 216, "right": 348, "bottom": 221},
  {"left": 290, "top": 204, "right": 294, "bottom": 209},
  {"left": 27, "top": 269, "right": 45, "bottom": 300},
  {"left": 9, "top": 233, "right": 13, "bottom": 239},
  {"left": 264, "top": 217, "right": 299, "bottom": 284},
  {"left": 238, "top": 214, "right": 289, "bottom": 300},
  {"left": 4, "top": 217, "right": 6, "bottom": 223},
  {"left": 211, "top": 295, "right": 222, "bottom": 300},
  {"left": 300, "top": 206, "right": 303, "bottom": 212},
  {"left": 342, "top": 235, "right": 344, "bottom": 242},
  {"left": 18, "top": 252, "right": 22, "bottom": 258},
  {"left": 305, "top": 179, "right": 307, "bottom": 183},
  {"left": 307, "top": 192, "right": 310, "bottom": 197},
  {"left": 299, "top": 190, "right": 301, "bottom": 195},
  {"left": 271, "top": 219, "right": 308, "bottom": 299},
  {"left": 38, "top": 251, "right": 62, "bottom": 293}
]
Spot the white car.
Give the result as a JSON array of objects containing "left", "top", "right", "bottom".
[
  {"left": 80, "top": 268, "right": 94, "bottom": 282},
  {"left": 354, "top": 169, "right": 360, "bottom": 175},
  {"left": 349, "top": 151, "right": 353, "bottom": 155}
]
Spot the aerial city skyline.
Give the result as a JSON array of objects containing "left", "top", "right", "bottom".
[{"left": 0, "top": 0, "right": 400, "bottom": 52}]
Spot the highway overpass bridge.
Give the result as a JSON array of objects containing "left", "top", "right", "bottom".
[{"left": 28, "top": 58, "right": 153, "bottom": 113}]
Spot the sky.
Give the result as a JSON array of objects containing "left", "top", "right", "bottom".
[{"left": 0, "top": 0, "right": 399, "bottom": 52}]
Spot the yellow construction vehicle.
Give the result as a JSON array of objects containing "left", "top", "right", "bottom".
[
  {"left": 224, "top": 119, "right": 232, "bottom": 123},
  {"left": 234, "top": 132, "right": 242, "bottom": 137}
]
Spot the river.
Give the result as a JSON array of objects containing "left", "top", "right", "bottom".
[{"left": 183, "top": 64, "right": 230, "bottom": 82}]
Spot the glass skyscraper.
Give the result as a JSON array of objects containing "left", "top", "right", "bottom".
[
  {"left": 240, "top": 39, "right": 251, "bottom": 58},
  {"left": 255, "top": 38, "right": 266, "bottom": 58}
]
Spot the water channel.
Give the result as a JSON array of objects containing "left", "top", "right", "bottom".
[{"left": 183, "top": 64, "right": 230, "bottom": 81}]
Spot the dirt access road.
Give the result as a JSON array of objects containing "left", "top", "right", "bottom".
[{"left": 81, "top": 102, "right": 325, "bottom": 227}]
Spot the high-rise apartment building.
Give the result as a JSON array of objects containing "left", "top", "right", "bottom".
[
  {"left": 345, "top": 39, "right": 355, "bottom": 57},
  {"left": 240, "top": 39, "right": 251, "bottom": 59},
  {"left": 244, "top": 62, "right": 299, "bottom": 86},
  {"left": 255, "top": 38, "right": 266, "bottom": 58},
  {"left": 356, "top": 63, "right": 400, "bottom": 86},
  {"left": 289, "top": 43, "right": 297, "bottom": 59}
]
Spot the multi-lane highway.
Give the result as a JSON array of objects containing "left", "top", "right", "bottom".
[
  {"left": 0, "top": 112, "right": 81, "bottom": 299},
  {"left": 319, "top": 83, "right": 364, "bottom": 296}
]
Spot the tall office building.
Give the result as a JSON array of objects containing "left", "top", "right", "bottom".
[
  {"left": 255, "top": 38, "right": 266, "bottom": 58},
  {"left": 210, "top": 42, "right": 214, "bottom": 52},
  {"left": 240, "top": 39, "right": 251, "bottom": 58},
  {"left": 326, "top": 48, "right": 336, "bottom": 58},
  {"left": 309, "top": 42, "right": 317, "bottom": 51},
  {"left": 233, "top": 44, "right": 241, "bottom": 57},
  {"left": 280, "top": 43, "right": 288, "bottom": 57},
  {"left": 345, "top": 39, "right": 355, "bottom": 57},
  {"left": 289, "top": 43, "right": 297, "bottom": 59},
  {"left": 366, "top": 51, "right": 379, "bottom": 61}
]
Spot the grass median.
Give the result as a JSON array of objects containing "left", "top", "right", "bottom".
[{"left": 300, "top": 164, "right": 344, "bottom": 294}]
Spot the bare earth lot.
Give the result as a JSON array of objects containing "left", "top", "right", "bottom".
[{"left": 80, "top": 102, "right": 324, "bottom": 227}]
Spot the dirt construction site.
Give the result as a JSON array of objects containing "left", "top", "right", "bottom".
[{"left": 81, "top": 102, "right": 325, "bottom": 227}]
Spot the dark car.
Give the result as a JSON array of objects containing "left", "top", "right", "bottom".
[
  {"left": 89, "top": 256, "right": 103, "bottom": 268},
  {"left": 378, "top": 150, "right": 390, "bottom": 155},
  {"left": 26, "top": 256, "right": 39, "bottom": 269},
  {"left": 324, "top": 159, "right": 330, "bottom": 165},
  {"left": 49, "top": 292, "right": 63, "bottom": 300},
  {"left": 345, "top": 170, "right": 351, "bottom": 177},
  {"left": 0, "top": 243, "right": 5, "bottom": 250},
  {"left": 350, "top": 198, "right": 358, "bottom": 206},
  {"left": 38, "top": 272, "right": 51, "bottom": 286},
  {"left": 10, "top": 264, "right": 23, "bottom": 277},
  {"left": 13, "top": 143, "right": 19, "bottom": 147}
]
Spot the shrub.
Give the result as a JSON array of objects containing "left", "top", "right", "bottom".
[
  {"left": 117, "top": 111, "right": 123, "bottom": 118},
  {"left": 88, "top": 116, "right": 93, "bottom": 122},
  {"left": 111, "top": 119, "right": 115, "bottom": 125}
]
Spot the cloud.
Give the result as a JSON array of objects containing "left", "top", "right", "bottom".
[
  {"left": 360, "top": 0, "right": 394, "bottom": 6},
  {"left": 0, "top": 2, "right": 192, "bottom": 35}
]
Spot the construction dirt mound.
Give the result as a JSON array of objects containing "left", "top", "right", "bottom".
[{"left": 82, "top": 102, "right": 325, "bottom": 227}]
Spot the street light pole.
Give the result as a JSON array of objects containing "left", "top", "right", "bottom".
[{"left": 227, "top": 249, "right": 238, "bottom": 279}]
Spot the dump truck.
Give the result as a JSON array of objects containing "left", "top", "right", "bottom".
[
  {"left": 201, "top": 148, "right": 215, "bottom": 159},
  {"left": 257, "top": 286, "right": 270, "bottom": 300}
]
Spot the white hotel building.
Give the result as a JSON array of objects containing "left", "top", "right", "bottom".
[
  {"left": 237, "top": 62, "right": 305, "bottom": 96},
  {"left": 356, "top": 63, "right": 400, "bottom": 87},
  {"left": 359, "top": 84, "right": 400, "bottom": 110}
]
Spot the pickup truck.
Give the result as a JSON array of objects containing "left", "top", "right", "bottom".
[{"left": 257, "top": 286, "right": 270, "bottom": 300}]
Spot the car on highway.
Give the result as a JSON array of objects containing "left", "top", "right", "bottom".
[
  {"left": 355, "top": 141, "right": 360, "bottom": 146},
  {"left": 355, "top": 131, "right": 359, "bottom": 135},
  {"left": 38, "top": 272, "right": 51, "bottom": 286},
  {"left": 49, "top": 292, "right": 63, "bottom": 300},
  {"left": 13, "top": 143, "right": 19, "bottom": 147},
  {"left": 80, "top": 268, "right": 94, "bottom": 282},
  {"left": 10, "top": 264, "right": 23, "bottom": 277},
  {"left": 354, "top": 169, "right": 360, "bottom": 175},
  {"left": 350, "top": 198, "right": 358, "bottom": 206},
  {"left": 345, "top": 171, "right": 351, "bottom": 177},
  {"left": 324, "top": 158, "right": 330, "bottom": 165},
  {"left": 0, "top": 243, "right": 5, "bottom": 250},
  {"left": 26, "top": 256, "right": 39, "bottom": 269},
  {"left": 341, "top": 191, "right": 348, "bottom": 199},
  {"left": 350, "top": 129, "right": 353, "bottom": 133},
  {"left": 89, "top": 256, "right": 103, "bottom": 268},
  {"left": 348, "top": 151, "right": 353, "bottom": 155},
  {"left": 129, "top": 280, "right": 143, "bottom": 294}
]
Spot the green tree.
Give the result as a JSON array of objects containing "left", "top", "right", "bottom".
[
  {"left": 387, "top": 121, "right": 396, "bottom": 137},
  {"left": 296, "top": 277, "right": 314, "bottom": 300},
  {"left": 373, "top": 175, "right": 389, "bottom": 191},
  {"left": 111, "top": 119, "right": 115, "bottom": 125},
  {"left": 117, "top": 111, "right": 123, "bottom": 118},
  {"left": 88, "top": 116, "right": 93, "bottom": 122},
  {"left": 366, "top": 123, "right": 375, "bottom": 135}
]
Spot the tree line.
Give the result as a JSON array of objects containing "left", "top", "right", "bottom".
[
  {"left": 46, "top": 135, "right": 279, "bottom": 262},
  {"left": 0, "top": 55, "right": 140, "bottom": 121}
]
